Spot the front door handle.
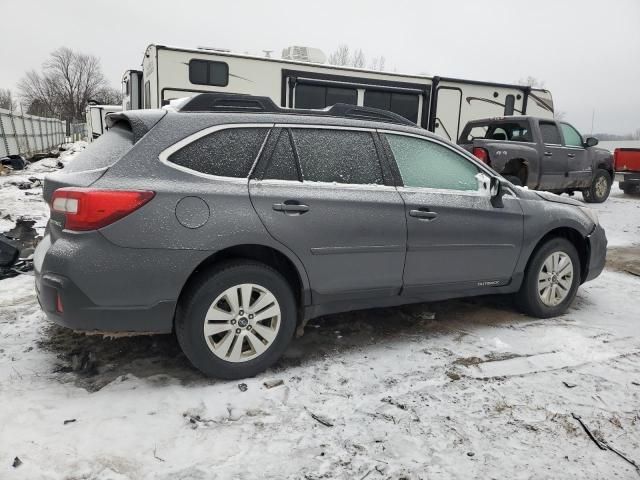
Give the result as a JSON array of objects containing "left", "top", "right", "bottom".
[
  {"left": 544, "top": 151, "right": 553, "bottom": 157},
  {"left": 272, "top": 201, "right": 309, "bottom": 214},
  {"left": 567, "top": 153, "right": 575, "bottom": 158},
  {"left": 409, "top": 209, "right": 438, "bottom": 220}
]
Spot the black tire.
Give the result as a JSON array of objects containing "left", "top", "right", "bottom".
[
  {"left": 504, "top": 175, "right": 523, "bottom": 186},
  {"left": 515, "top": 237, "right": 581, "bottom": 318},
  {"left": 176, "top": 260, "right": 297, "bottom": 379},
  {"left": 582, "top": 169, "right": 611, "bottom": 203}
]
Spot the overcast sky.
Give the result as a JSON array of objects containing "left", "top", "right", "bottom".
[{"left": 2, "top": 0, "right": 639, "bottom": 134}]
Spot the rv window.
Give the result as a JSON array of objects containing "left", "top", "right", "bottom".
[
  {"left": 539, "top": 121, "right": 562, "bottom": 145},
  {"left": 363, "top": 90, "right": 419, "bottom": 123},
  {"left": 294, "top": 84, "right": 357, "bottom": 109},
  {"left": 167, "top": 127, "right": 268, "bottom": 178},
  {"left": 291, "top": 129, "right": 383, "bottom": 185},
  {"left": 504, "top": 95, "right": 515, "bottom": 115},
  {"left": 263, "top": 130, "right": 300, "bottom": 181},
  {"left": 189, "top": 59, "right": 229, "bottom": 87}
]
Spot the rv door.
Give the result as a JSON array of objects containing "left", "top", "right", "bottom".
[{"left": 434, "top": 87, "right": 462, "bottom": 142}]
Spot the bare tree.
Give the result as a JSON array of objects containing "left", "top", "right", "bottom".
[
  {"left": 0, "top": 88, "right": 17, "bottom": 111},
  {"left": 18, "top": 47, "right": 110, "bottom": 122},
  {"left": 328, "top": 44, "right": 351, "bottom": 66},
  {"left": 92, "top": 86, "right": 124, "bottom": 105},
  {"left": 352, "top": 49, "right": 366, "bottom": 68},
  {"left": 369, "top": 56, "right": 386, "bottom": 71}
]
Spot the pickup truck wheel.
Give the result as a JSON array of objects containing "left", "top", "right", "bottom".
[
  {"left": 582, "top": 169, "right": 611, "bottom": 203},
  {"left": 504, "top": 175, "right": 522, "bottom": 186},
  {"left": 176, "top": 260, "right": 297, "bottom": 379},
  {"left": 516, "top": 237, "right": 581, "bottom": 318}
]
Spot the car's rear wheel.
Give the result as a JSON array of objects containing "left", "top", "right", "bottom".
[
  {"left": 582, "top": 169, "right": 611, "bottom": 203},
  {"left": 176, "top": 261, "right": 297, "bottom": 379},
  {"left": 516, "top": 237, "right": 581, "bottom": 318}
]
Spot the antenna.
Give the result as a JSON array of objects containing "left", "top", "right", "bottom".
[{"left": 263, "top": 50, "right": 273, "bottom": 58}]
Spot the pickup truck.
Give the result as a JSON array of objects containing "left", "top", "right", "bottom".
[
  {"left": 614, "top": 148, "right": 640, "bottom": 195},
  {"left": 458, "top": 116, "right": 614, "bottom": 203}
]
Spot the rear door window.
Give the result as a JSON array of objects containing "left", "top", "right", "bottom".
[
  {"left": 263, "top": 130, "right": 300, "bottom": 181},
  {"left": 167, "top": 127, "right": 268, "bottom": 177},
  {"left": 385, "top": 134, "right": 479, "bottom": 191},
  {"left": 291, "top": 129, "right": 384, "bottom": 185},
  {"left": 539, "top": 121, "right": 562, "bottom": 145}
]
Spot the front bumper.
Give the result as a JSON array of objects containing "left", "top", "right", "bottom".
[{"left": 584, "top": 223, "right": 607, "bottom": 283}]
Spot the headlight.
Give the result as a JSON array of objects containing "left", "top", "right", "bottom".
[{"left": 579, "top": 206, "right": 599, "bottom": 225}]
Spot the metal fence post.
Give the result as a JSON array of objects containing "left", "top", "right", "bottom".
[
  {"left": 0, "top": 111, "right": 10, "bottom": 156},
  {"left": 19, "top": 109, "right": 31, "bottom": 156},
  {"left": 8, "top": 110, "right": 20, "bottom": 155}
]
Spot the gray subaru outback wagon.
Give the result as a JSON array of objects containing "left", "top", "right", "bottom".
[{"left": 35, "top": 94, "right": 607, "bottom": 379}]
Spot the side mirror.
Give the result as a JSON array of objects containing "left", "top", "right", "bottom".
[
  {"left": 585, "top": 137, "right": 599, "bottom": 148},
  {"left": 490, "top": 176, "right": 501, "bottom": 197}
]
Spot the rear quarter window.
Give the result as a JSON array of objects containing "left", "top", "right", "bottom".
[
  {"left": 64, "top": 123, "right": 134, "bottom": 173},
  {"left": 167, "top": 127, "right": 268, "bottom": 178}
]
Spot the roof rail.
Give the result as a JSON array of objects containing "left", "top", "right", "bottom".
[{"left": 176, "top": 93, "right": 416, "bottom": 127}]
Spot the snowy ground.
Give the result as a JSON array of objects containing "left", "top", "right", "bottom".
[{"left": 1, "top": 148, "right": 640, "bottom": 479}]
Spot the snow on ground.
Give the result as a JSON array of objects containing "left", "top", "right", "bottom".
[{"left": 1, "top": 149, "right": 640, "bottom": 479}]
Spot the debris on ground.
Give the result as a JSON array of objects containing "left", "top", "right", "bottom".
[
  {"left": 263, "top": 378, "right": 284, "bottom": 389},
  {"left": 563, "top": 381, "right": 578, "bottom": 388},
  {"left": 238, "top": 383, "right": 248, "bottom": 392},
  {"left": 308, "top": 411, "right": 334, "bottom": 427},
  {"left": 63, "top": 419, "right": 76, "bottom": 425},
  {"left": 1, "top": 155, "right": 28, "bottom": 170},
  {"left": 12, "top": 457, "right": 22, "bottom": 468}
]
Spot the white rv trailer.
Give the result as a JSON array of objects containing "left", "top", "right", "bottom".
[
  {"left": 85, "top": 104, "right": 122, "bottom": 141},
  {"left": 122, "top": 44, "right": 554, "bottom": 142}
]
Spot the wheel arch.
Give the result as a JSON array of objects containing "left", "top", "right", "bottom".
[
  {"left": 527, "top": 227, "right": 590, "bottom": 284},
  {"left": 175, "top": 243, "right": 311, "bottom": 327}
]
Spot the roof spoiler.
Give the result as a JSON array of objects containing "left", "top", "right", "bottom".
[{"left": 105, "top": 110, "right": 167, "bottom": 143}]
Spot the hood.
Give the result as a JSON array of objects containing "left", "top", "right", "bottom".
[{"left": 534, "top": 190, "right": 584, "bottom": 207}]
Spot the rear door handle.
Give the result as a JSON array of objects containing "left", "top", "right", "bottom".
[
  {"left": 272, "top": 201, "right": 309, "bottom": 214},
  {"left": 544, "top": 151, "right": 553, "bottom": 157},
  {"left": 409, "top": 209, "right": 438, "bottom": 220},
  {"left": 567, "top": 153, "right": 575, "bottom": 158}
]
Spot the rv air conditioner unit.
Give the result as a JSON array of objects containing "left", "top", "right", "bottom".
[{"left": 281, "top": 46, "right": 326, "bottom": 64}]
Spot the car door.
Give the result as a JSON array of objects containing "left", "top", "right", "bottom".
[
  {"left": 249, "top": 126, "right": 407, "bottom": 303},
  {"left": 559, "top": 122, "right": 592, "bottom": 188},
  {"left": 537, "top": 120, "right": 568, "bottom": 190},
  {"left": 379, "top": 131, "right": 524, "bottom": 296}
]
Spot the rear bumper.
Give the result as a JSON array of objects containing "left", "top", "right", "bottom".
[
  {"left": 616, "top": 171, "right": 640, "bottom": 186},
  {"left": 584, "top": 224, "right": 607, "bottom": 283},
  {"left": 36, "top": 272, "right": 176, "bottom": 333}
]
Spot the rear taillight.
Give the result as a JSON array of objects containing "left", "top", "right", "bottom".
[
  {"left": 473, "top": 147, "right": 490, "bottom": 164},
  {"left": 51, "top": 188, "right": 155, "bottom": 231}
]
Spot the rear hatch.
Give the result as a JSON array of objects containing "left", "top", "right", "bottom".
[{"left": 43, "top": 111, "right": 165, "bottom": 239}]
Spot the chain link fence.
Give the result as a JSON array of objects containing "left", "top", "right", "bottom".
[{"left": 0, "top": 108, "right": 66, "bottom": 158}]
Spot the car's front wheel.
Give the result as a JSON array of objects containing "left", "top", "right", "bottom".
[
  {"left": 516, "top": 237, "right": 581, "bottom": 318},
  {"left": 176, "top": 261, "right": 297, "bottom": 379},
  {"left": 582, "top": 169, "right": 611, "bottom": 203}
]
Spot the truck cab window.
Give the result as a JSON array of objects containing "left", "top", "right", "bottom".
[
  {"left": 560, "top": 123, "right": 583, "bottom": 147},
  {"left": 539, "top": 121, "right": 562, "bottom": 145}
]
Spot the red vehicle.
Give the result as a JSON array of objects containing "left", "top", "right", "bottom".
[{"left": 615, "top": 148, "right": 640, "bottom": 194}]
